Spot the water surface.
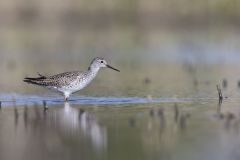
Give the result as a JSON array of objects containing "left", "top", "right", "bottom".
[
  {"left": 1, "top": 66, "right": 240, "bottom": 160},
  {"left": 0, "top": 96, "right": 240, "bottom": 160}
]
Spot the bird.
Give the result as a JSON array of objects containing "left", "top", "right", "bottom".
[{"left": 23, "top": 57, "right": 120, "bottom": 101}]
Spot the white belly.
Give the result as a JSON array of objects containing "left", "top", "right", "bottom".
[{"left": 57, "top": 77, "right": 93, "bottom": 94}]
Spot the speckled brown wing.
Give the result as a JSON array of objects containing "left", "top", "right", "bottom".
[{"left": 24, "top": 71, "right": 82, "bottom": 88}]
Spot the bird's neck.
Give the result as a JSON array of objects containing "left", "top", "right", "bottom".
[{"left": 88, "top": 66, "right": 100, "bottom": 75}]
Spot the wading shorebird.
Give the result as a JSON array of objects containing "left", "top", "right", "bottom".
[{"left": 23, "top": 57, "right": 120, "bottom": 101}]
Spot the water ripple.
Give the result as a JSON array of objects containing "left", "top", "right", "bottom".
[{"left": 0, "top": 93, "right": 197, "bottom": 107}]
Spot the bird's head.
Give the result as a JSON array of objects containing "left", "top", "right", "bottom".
[{"left": 89, "top": 57, "right": 120, "bottom": 72}]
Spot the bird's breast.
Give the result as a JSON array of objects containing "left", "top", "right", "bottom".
[{"left": 66, "top": 75, "right": 95, "bottom": 91}]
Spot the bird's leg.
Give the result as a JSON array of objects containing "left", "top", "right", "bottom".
[
  {"left": 64, "top": 92, "right": 70, "bottom": 102},
  {"left": 64, "top": 97, "right": 69, "bottom": 102}
]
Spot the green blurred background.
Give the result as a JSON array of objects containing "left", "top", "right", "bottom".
[{"left": 0, "top": 0, "right": 240, "bottom": 93}]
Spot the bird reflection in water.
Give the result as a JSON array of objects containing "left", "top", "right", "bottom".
[
  {"left": 11, "top": 102, "right": 107, "bottom": 160},
  {"left": 57, "top": 102, "right": 107, "bottom": 151}
]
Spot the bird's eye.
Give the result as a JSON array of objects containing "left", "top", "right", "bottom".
[{"left": 100, "top": 61, "right": 104, "bottom": 63}]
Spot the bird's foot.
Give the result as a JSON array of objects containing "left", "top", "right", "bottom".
[{"left": 64, "top": 97, "right": 69, "bottom": 102}]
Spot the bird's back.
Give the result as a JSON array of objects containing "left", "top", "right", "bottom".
[{"left": 24, "top": 71, "right": 84, "bottom": 88}]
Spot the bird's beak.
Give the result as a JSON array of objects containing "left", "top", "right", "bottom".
[{"left": 106, "top": 64, "right": 120, "bottom": 72}]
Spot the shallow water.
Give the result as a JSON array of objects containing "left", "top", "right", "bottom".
[
  {"left": 1, "top": 26, "right": 240, "bottom": 160},
  {"left": 1, "top": 61, "right": 240, "bottom": 160},
  {"left": 1, "top": 96, "right": 240, "bottom": 160}
]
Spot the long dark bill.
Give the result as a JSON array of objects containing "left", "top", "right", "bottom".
[{"left": 107, "top": 64, "right": 120, "bottom": 72}]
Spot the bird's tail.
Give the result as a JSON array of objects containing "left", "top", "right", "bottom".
[{"left": 23, "top": 73, "right": 48, "bottom": 86}]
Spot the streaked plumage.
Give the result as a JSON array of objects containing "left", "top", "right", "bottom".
[{"left": 24, "top": 57, "right": 120, "bottom": 101}]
